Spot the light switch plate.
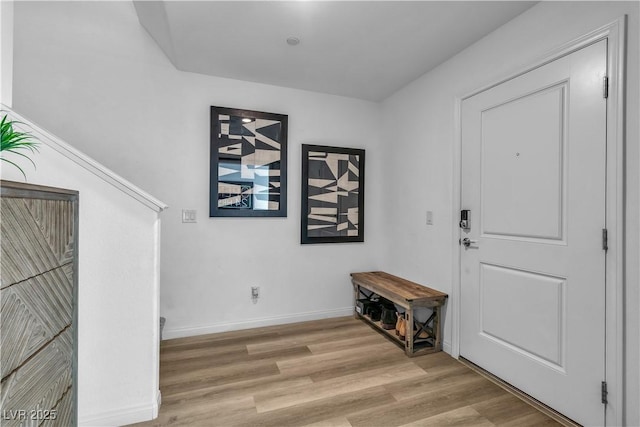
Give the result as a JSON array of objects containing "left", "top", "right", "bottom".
[{"left": 182, "top": 209, "right": 197, "bottom": 223}]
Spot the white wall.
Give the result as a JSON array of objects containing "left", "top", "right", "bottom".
[
  {"left": 381, "top": 1, "right": 639, "bottom": 425},
  {"left": 0, "top": 0, "right": 13, "bottom": 107},
  {"left": 1, "top": 108, "right": 165, "bottom": 426},
  {"left": 11, "top": 0, "right": 640, "bottom": 425},
  {"left": 12, "top": 2, "right": 384, "bottom": 336}
]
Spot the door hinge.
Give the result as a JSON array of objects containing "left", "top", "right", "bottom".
[
  {"left": 603, "top": 76, "right": 609, "bottom": 99},
  {"left": 602, "top": 228, "right": 608, "bottom": 251},
  {"left": 602, "top": 381, "right": 608, "bottom": 404}
]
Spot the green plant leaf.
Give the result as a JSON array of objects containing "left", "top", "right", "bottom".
[
  {"left": 5, "top": 149, "right": 37, "bottom": 169},
  {"left": 1, "top": 113, "right": 40, "bottom": 180}
]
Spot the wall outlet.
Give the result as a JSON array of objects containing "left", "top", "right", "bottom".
[
  {"left": 426, "top": 210, "right": 433, "bottom": 225},
  {"left": 182, "top": 209, "right": 197, "bottom": 223},
  {"left": 251, "top": 286, "right": 260, "bottom": 303}
]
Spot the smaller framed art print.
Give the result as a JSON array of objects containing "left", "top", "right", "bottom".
[
  {"left": 301, "top": 145, "right": 365, "bottom": 244},
  {"left": 210, "top": 106, "right": 288, "bottom": 217}
]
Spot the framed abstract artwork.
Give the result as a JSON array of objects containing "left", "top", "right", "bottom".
[
  {"left": 210, "top": 106, "right": 288, "bottom": 217},
  {"left": 301, "top": 145, "right": 365, "bottom": 244}
]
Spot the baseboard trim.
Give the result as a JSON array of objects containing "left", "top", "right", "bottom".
[
  {"left": 162, "top": 307, "right": 354, "bottom": 340},
  {"left": 154, "top": 389, "right": 161, "bottom": 418},
  {"left": 442, "top": 340, "right": 452, "bottom": 355},
  {"left": 79, "top": 398, "right": 158, "bottom": 426}
]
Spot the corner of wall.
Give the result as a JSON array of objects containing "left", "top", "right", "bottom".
[{"left": 443, "top": 341, "right": 452, "bottom": 356}]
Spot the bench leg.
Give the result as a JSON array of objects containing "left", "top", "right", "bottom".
[
  {"left": 405, "top": 309, "right": 414, "bottom": 356},
  {"left": 353, "top": 284, "right": 360, "bottom": 319},
  {"left": 434, "top": 306, "right": 442, "bottom": 351}
]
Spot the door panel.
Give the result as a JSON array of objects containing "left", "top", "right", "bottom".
[
  {"left": 461, "top": 40, "right": 607, "bottom": 425},
  {"left": 481, "top": 83, "right": 566, "bottom": 241},
  {"left": 480, "top": 263, "right": 565, "bottom": 369}
]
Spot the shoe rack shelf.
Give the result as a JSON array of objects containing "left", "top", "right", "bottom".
[{"left": 351, "top": 271, "right": 448, "bottom": 357}]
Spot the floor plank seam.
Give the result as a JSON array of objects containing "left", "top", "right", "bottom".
[{"left": 128, "top": 317, "right": 561, "bottom": 427}]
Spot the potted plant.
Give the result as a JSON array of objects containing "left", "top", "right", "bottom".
[{"left": 1, "top": 114, "right": 39, "bottom": 179}]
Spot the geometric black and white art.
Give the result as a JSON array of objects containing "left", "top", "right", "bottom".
[
  {"left": 301, "top": 145, "right": 365, "bottom": 243},
  {"left": 210, "top": 106, "right": 288, "bottom": 217}
]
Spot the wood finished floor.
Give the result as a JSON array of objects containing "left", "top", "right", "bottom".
[{"left": 129, "top": 317, "right": 561, "bottom": 427}]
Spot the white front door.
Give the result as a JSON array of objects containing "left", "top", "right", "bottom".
[{"left": 460, "top": 40, "right": 608, "bottom": 425}]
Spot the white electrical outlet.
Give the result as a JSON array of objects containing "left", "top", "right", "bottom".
[
  {"left": 251, "top": 286, "right": 260, "bottom": 301},
  {"left": 182, "top": 209, "right": 197, "bottom": 223}
]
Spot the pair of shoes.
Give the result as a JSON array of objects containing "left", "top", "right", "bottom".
[
  {"left": 414, "top": 326, "right": 434, "bottom": 338},
  {"left": 395, "top": 314, "right": 431, "bottom": 340},
  {"left": 380, "top": 306, "right": 396, "bottom": 330},
  {"left": 416, "top": 327, "right": 431, "bottom": 339},
  {"left": 396, "top": 312, "right": 406, "bottom": 340}
]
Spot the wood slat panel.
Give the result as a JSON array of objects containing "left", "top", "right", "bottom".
[
  {"left": 1, "top": 182, "right": 77, "bottom": 426},
  {"left": 40, "top": 386, "right": 74, "bottom": 427},
  {"left": 25, "top": 198, "right": 75, "bottom": 265},
  {"left": 0, "top": 329, "right": 73, "bottom": 427},
  {"left": 1, "top": 266, "right": 73, "bottom": 378},
  {"left": 0, "top": 199, "right": 62, "bottom": 286},
  {"left": 0, "top": 291, "right": 43, "bottom": 378}
]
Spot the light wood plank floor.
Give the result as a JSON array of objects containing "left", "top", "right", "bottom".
[{"left": 129, "top": 317, "right": 561, "bottom": 427}]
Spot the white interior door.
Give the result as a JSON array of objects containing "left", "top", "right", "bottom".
[{"left": 460, "top": 40, "right": 607, "bottom": 425}]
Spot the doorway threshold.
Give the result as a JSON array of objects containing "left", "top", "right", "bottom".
[{"left": 459, "top": 357, "right": 582, "bottom": 427}]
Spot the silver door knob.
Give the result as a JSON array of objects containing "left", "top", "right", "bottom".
[{"left": 462, "top": 238, "right": 478, "bottom": 248}]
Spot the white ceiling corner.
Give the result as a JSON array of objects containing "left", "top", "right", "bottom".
[{"left": 134, "top": 1, "right": 537, "bottom": 102}]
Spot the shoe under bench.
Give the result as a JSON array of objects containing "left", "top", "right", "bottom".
[{"left": 350, "top": 271, "right": 448, "bottom": 357}]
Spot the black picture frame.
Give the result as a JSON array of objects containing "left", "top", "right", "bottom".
[
  {"left": 210, "top": 106, "right": 288, "bottom": 217},
  {"left": 301, "top": 144, "right": 365, "bottom": 244}
]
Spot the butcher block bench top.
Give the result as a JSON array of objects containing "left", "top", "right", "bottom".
[{"left": 350, "top": 271, "right": 448, "bottom": 307}]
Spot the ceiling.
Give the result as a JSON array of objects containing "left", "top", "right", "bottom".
[{"left": 134, "top": 1, "right": 537, "bottom": 102}]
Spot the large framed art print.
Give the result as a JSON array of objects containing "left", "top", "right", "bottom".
[
  {"left": 210, "top": 106, "right": 288, "bottom": 217},
  {"left": 301, "top": 145, "right": 365, "bottom": 244}
]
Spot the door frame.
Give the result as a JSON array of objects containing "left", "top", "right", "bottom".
[{"left": 451, "top": 17, "right": 626, "bottom": 426}]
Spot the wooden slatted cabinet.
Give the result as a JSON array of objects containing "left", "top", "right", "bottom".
[
  {"left": 351, "top": 271, "right": 448, "bottom": 357},
  {"left": 1, "top": 181, "right": 78, "bottom": 426}
]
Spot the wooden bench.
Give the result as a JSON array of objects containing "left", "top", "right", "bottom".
[{"left": 350, "top": 271, "right": 448, "bottom": 357}]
